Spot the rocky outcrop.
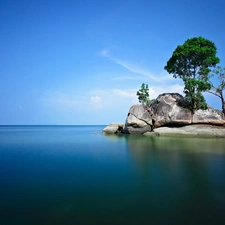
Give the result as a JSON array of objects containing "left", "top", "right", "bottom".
[
  {"left": 102, "top": 124, "right": 123, "bottom": 134},
  {"left": 102, "top": 93, "right": 225, "bottom": 136},
  {"left": 123, "top": 104, "right": 152, "bottom": 134},
  {"left": 144, "top": 124, "right": 225, "bottom": 138},
  {"left": 193, "top": 107, "right": 225, "bottom": 125},
  {"left": 151, "top": 93, "right": 192, "bottom": 128}
]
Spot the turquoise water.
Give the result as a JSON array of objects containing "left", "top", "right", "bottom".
[{"left": 0, "top": 125, "right": 225, "bottom": 225}]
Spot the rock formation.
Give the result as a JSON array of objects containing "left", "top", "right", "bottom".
[
  {"left": 151, "top": 93, "right": 192, "bottom": 128},
  {"left": 123, "top": 104, "right": 152, "bottom": 134},
  {"left": 102, "top": 123, "right": 123, "bottom": 134},
  {"left": 192, "top": 107, "right": 225, "bottom": 125},
  {"left": 102, "top": 93, "right": 225, "bottom": 137},
  {"left": 145, "top": 124, "right": 225, "bottom": 138}
]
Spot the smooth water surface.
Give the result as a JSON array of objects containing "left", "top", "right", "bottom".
[{"left": 0, "top": 126, "right": 225, "bottom": 225}]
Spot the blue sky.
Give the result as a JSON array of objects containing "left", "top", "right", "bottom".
[{"left": 1, "top": 0, "right": 225, "bottom": 125}]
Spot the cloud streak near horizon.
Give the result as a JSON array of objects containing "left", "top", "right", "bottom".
[{"left": 41, "top": 83, "right": 184, "bottom": 109}]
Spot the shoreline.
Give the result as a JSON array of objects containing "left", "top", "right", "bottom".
[{"left": 102, "top": 123, "right": 225, "bottom": 138}]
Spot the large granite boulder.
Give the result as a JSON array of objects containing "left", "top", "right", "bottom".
[
  {"left": 102, "top": 124, "right": 123, "bottom": 134},
  {"left": 123, "top": 104, "right": 152, "bottom": 134},
  {"left": 193, "top": 107, "right": 225, "bottom": 125},
  {"left": 150, "top": 93, "right": 192, "bottom": 128}
]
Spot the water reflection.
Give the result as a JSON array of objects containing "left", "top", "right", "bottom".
[
  {"left": 1, "top": 127, "right": 225, "bottom": 225},
  {"left": 121, "top": 135, "right": 225, "bottom": 224}
]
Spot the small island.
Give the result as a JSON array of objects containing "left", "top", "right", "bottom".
[
  {"left": 103, "top": 37, "right": 225, "bottom": 137},
  {"left": 102, "top": 93, "right": 225, "bottom": 137}
]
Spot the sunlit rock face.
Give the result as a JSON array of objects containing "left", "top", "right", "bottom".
[
  {"left": 102, "top": 124, "right": 123, "bottom": 134},
  {"left": 123, "top": 104, "right": 153, "bottom": 134},
  {"left": 148, "top": 124, "right": 225, "bottom": 138},
  {"left": 150, "top": 93, "right": 225, "bottom": 128},
  {"left": 150, "top": 93, "right": 192, "bottom": 128},
  {"left": 193, "top": 107, "right": 225, "bottom": 125}
]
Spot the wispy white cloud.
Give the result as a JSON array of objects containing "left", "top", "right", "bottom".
[
  {"left": 89, "top": 84, "right": 184, "bottom": 108},
  {"left": 113, "top": 89, "right": 138, "bottom": 104},
  {"left": 100, "top": 48, "right": 165, "bottom": 82},
  {"left": 113, "top": 89, "right": 136, "bottom": 98},
  {"left": 90, "top": 96, "right": 102, "bottom": 110},
  {"left": 41, "top": 91, "right": 105, "bottom": 113},
  {"left": 112, "top": 75, "right": 147, "bottom": 81},
  {"left": 157, "top": 71, "right": 175, "bottom": 81},
  {"left": 113, "top": 84, "right": 184, "bottom": 101},
  {"left": 100, "top": 48, "right": 109, "bottom": 56},
  {"left": 91, "top": 96, "right": 102, "bottom": 103},
  {"left": 39, "top": 84, "right": 184, "bottom": 123},
  {"left": 89, "top": 88, "right": 139, "bottom": 106},
  {"left": 149, "top": 84, "right": 184, "bottom": 99}
]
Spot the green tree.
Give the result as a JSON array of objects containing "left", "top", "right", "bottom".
[
  {"left": 208, "top": 66, "right": 225, "bottom": 114},
  {"left": 137, "top": 83, "right": 150, "bottom": 105},
  {"left": 164, "top": 37, "right": 220, "bottom": 112}
]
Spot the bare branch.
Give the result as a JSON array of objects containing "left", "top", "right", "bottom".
[{"left": 206, "top": 90, "right": 221, "bottom": 98}]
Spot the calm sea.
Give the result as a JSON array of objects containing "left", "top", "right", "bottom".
[{"left": 0, "top": 125, "right": 225, "bottom": 225}]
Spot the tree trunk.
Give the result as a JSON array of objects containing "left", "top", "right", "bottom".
[{"left": 222, "top": 98, "right": 225, "bottom": 115}]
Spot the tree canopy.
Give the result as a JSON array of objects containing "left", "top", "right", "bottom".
[
  {"left": 164, "top": 37, "right": 220, "bottom": 111},
  {"left": 137, "top": 83, "right": 150, "bottom": 105}
]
